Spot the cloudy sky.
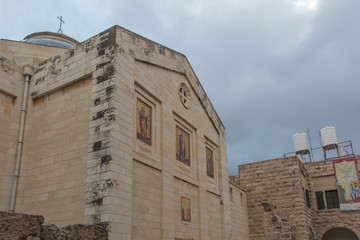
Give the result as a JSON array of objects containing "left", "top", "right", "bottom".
[{"left": 1, "top": 0, "right": 359, "bottom": 175}]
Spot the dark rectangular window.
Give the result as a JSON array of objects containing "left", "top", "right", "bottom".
[
  {"left": 316, "top": 191, "right": 325, "bottom": 210},
  {"left": 325, "top": 190, "right": 339, "bottom": 209},
  {"left": 305, "top": 189, "right": 311, "bottom": 208}
]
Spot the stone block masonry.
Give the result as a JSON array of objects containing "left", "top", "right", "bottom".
[
  {"left": 304, "top": 156, "right": 360, "bottom": 239},
  {"left": 238, "top": 156, "right": 313, "bottom": 240},
  {"left": 0, "top": 211, "right": 107, "bottom": 240}
]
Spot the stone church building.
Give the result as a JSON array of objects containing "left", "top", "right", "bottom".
[
  {"left": 0, "top": 26, "right": 250, "bottom": 239},
  {"left": 2, "top": 25, "right": 360, "bottom": 240}
]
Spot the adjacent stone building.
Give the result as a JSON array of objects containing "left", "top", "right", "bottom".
[
  {"left": 0, "top": 26, "right": 250, "bottom": 239},
  {"left": 237, "top": 155, "right": 360, "bottom": 240}
]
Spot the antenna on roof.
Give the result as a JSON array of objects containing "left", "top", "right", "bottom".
[{"left": 57, "top": 16, "right": 65, "bottom": 34}]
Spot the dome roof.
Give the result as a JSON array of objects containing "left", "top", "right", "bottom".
[{"left": 23, "top": 31, "right": 79, "bottom": 49}]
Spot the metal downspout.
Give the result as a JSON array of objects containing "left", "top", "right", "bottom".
[{"left": 9, "top": 67, "right": 32, "bottom": 212}]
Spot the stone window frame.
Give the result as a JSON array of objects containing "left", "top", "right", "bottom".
[
  {"left": 205, "top": 137, "right": 218, "bottom": 184},
  {"left": 133, "top": 82, "right": 162, "bottom": 168},
  {"left": 173, "top": 112, "right": 197, "bottom": 181}
]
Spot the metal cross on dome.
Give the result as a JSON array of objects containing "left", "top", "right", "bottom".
[{"left": 58, "top": 16, "right": 65, "bottom": 34}]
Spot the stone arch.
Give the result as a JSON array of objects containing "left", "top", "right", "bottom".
[{"left": 321, "top": 227, "right": 359, "bottom": 240}]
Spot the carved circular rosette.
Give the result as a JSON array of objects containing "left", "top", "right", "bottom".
[{"left": 178, "top": 83, "right": 192, "bottom": 109}]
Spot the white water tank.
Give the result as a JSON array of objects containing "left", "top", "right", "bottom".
[
  {"left": 338, "top": 146, "right": 347, "bottom": 157},
  {"left": 293, "top": 132, "right": 309, "bottom": 154},
  {"left": 320, "top": 126, "right": 338, "bottom": 150}
]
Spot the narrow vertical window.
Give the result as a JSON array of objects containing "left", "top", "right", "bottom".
[
  {"left": 316, "top": 191, "right": 325, "bottom": 210},
  {"left": 305, "top": 189, "right": 311, "bottom": 208},
  {"left": 229, "top": 188, "right": 233, "bottom": 202}
]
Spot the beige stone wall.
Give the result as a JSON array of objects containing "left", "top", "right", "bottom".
[
  {"left": 0, "top": 57, "right": 24, "bottom": 211},
  {"left": 173, "top": 178, "right": 200, "bottom": 239},
  {"left": 239, "top": 156, "right": 313, "bottom": 240},
  {"left": 229, "top": 181, "right": 250, "bottom": 240},
  {"left": 15, "top": 77, "right": 92, "bottom": 226},
  {"left": 206, "top": 191, "right": 222, "bottom": 240},
  {"left": 131, "top": 160, "right": 161, "bottom": 240},
  {"left": 0, "top": 38, "right": 78, "bottom": 213},
  {"left": 304, "top": 156, "right": 360, "bottom": 239}
]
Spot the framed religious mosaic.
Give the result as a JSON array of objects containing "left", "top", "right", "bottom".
[
  {"left": 136, "top": 98, "right": 152, "bottom": 145},
  {"left": 181, "top": 196, "right": 191, "bottom": 224},
  {"left": 206, "top": 147, "right": 214, "bottom": 178},
  {"left": 176, "top": 126, "right": 190, "bottom": 166}
]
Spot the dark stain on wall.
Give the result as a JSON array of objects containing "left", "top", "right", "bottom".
[
  {"left": 101, "top": 155, "right": 112, "bottom": 165},
  {"left": 93, "top": 111, "right": 105, "bottom": 120},
  {"left": 93, "top": 141, "right": 102, "bottom": 151},
  {"left": 31, "top": 91, "right": 38, "bottom": 98},
  {"left": 35, "top": 77, "right": 45, "bottom": 86},
  {"left": 94, "top": 97, "right": 101, "bottom": 106},
  {"left": 159, "top": 46, "right": 165, "bottom": 55},
  {"left": 86, "top": 27, "right": 118, "bottom": 226},
  {"left": 96, "top": 65, "right": 114, "bottom": 84},
  {"left": 108, "top": 114, "right": 115, "bottom": 122},
  {"left": 97, "top": 27, "right": 116, "bottom": 57},
  {"left": 94, "top": 126, "right": 100, "bottom": 133},
  {"left": 96, "top": 61, "right": 112, "bottom": 70},
  {"left": 86, "top": 179, "right": 118, "bottom": 207},
  {"left": 106, "top": 86, "right": 115, "bottom": 96},
  {"left": 92, "top": 107, "right": 115, "bottom": 121},
  {"left": 90, "top": 197, "right": 104, "bottom": 206},
  {"left": 69, "top": 49, "right": 75, "bottom": 58},
  {"left": 0, "top": 57, "right": 14, "bottom": 73}
]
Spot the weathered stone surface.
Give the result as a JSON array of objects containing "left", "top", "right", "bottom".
[
  {"left": 40, "top": 224, "right": 62, "bottom": 240},
  {"left": 239, "top": 157, "right": 313, "bottom": 240},
  {"left": 60, "top": 224, "right": 108, "bottom": 240},
  {"left": 0, "top": 212, "right": 108, "bottom": 240},
  {"left": 0, "top": 211, "right": 44, "bottom": 240}
]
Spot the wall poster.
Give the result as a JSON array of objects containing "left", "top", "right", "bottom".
[
  {"left": 136, "top": 99, "right": 151, "bottom": 145},
  {"left": 333, "top": 157, "right": 360, "bottom": 211},
  {"left": 206, "top": 147, "right": 214, "bottom": 178},
  {"left": 181, "top": 196, "right": 191, "bottom": 224},
  {"left": 176, "top": 126, "right": 190, "bottom": 166}
]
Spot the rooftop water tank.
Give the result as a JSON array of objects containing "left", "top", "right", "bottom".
[
  {"left": 320, "top": 126, "right": 338, "bottom": 150},
  {"left": 337, "top": 146, "right": 347, "bottom": 157},
  {"left": 293, "top": 132, "right": 309, "bottom": 155}
]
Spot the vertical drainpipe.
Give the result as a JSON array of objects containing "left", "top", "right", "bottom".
[{"left": 9, "top": 65, "right": 33, "bottom": 212}]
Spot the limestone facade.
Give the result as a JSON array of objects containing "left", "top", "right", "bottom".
[
  {"left": 0, "top": 26, "right": 250, "bottom": 240},
  {"left": 229, "top": 179, "right": 250, "bottom": 239}
]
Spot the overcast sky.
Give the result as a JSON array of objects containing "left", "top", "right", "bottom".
[{"left": 1, "top": 0, "right": 360, "bottom": 175}]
